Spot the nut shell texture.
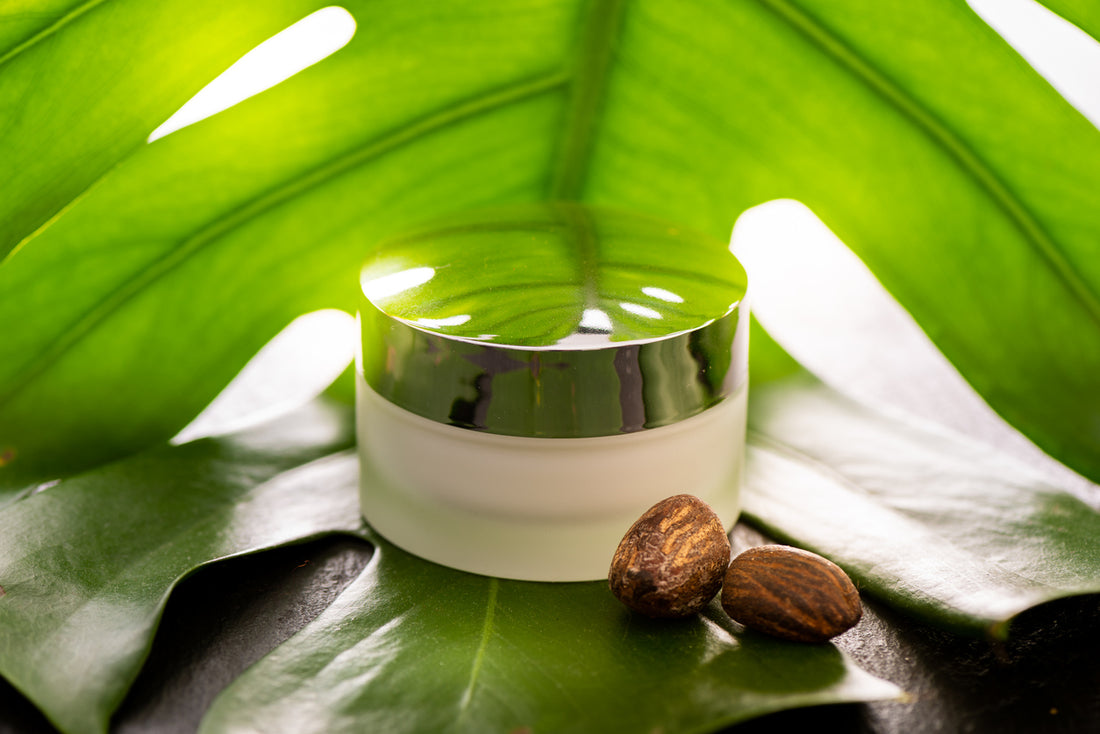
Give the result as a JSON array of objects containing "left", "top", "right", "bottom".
[
  {"left": 721, "top": 545, "right": 862, "bottom": 643},
  {"left": 609, "top": 495, "right": 731, "bottom": 618}
]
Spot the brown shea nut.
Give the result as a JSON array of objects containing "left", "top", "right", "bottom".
[
  {"left": 608, "top": 495, "right": 731, "bottom": 618},
  {"left": 721, "top": 545, "right": 862, "bottom": 643}
]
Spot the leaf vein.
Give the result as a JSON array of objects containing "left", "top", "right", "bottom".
[
  {"left": 549, "top": 0, "right": 629, "bottom": 199},
  {"left": 458, "top": 577, "right": 498, "bottom": 715},
  {"left": 0, "top": 0, "right": 110, "bottom": 69}
]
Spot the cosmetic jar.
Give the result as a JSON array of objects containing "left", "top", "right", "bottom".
[{"left": 356, "top": 203, "right": 749, "bottom": 581}]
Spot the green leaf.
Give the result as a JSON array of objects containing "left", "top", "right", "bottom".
[
  {"left": 1037, "top": 0, "right": 1100, "bottom": 41},
  {"left": 3, "top": 0, "right": 1100, "bottom": 489},
  {"left": 747, "top": 317, "right": 802, "bottom": 388},
  {"left": 0, "top": 393, "right": 902, "bottom": 734},
  {"left": 0, "top": 476, "right": 34, "bottom": 510},
  {"left": 198, "top": 530, "right": 900, "bottom": 734},
  {"left": 744, "top": 376, "right": 1100, "bottom": 639},
  {"left": 0, "top": 0, "right": 327, "bottom": 259},
  {"left": 0, "top": 399, "right": 358, "bottom": 734},
  {"left": 0, "top": 0, "right": 577, "bottom": 489}
]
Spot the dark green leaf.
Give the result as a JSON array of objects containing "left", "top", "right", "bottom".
[
  {"left": 0, "top": 400, "right": 358, "bottom": 734},
  {"left": 0, "top": 478, "right": 34, "bottom": 510},
  {"left": 744, "top": 376, "right": 1100, "bottom": 639},
  {"left": 198, "top": 530, "right": 900, "bottom": 734},
  {"left": 3, "top": 0, "right": 1099, "bottom": 489}
]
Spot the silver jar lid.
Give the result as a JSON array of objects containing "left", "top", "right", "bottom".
[{"left": 358, "top": 203, "right": 748, "bottom": 438}]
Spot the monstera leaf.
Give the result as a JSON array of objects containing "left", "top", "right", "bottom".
[
  {"left": 2, "top": 1, "right": 1100, "bottom": 732},
  {"left": 199, "top": 529, "right": 899, "bottom": 734},
  {"left": 745, "top": 376, "right": 1100, "bottom": 639},
  {"left": 2, "top": 0, "right": 1099, "bottom": 491},
  {"left": 0, "top": 400, "right": 359, "bottom": 734},
  {"left": 0, "top": 400, "right": 905, "bottom": 734}
]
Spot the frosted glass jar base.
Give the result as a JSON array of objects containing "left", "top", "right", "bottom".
[{"left": 356, "top": 374, "right": 747, "bottom": 581}]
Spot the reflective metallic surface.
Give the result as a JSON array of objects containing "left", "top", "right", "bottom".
[{"left": 359, "top": 203, "right": 749, "bottom": 437}]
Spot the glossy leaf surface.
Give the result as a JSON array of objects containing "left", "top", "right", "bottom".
[
  {"left": 0, "top": 401, "right": 358, "bottom": 734},
  {"left": 198, "top": 530, "right": 899, "bottom": 734},
  {"left": 744, "top": 376, "right": 1100, "bottom": 639},
  {"left": 2, "top": 0, "right": 1099, "bottom": 490}
]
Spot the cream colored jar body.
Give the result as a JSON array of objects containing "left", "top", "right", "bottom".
[{"left": 356, "top": 374, "right": 747, "bottom": 581}]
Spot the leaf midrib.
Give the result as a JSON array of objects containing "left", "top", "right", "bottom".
[
  {"left": 756, "top": 0, "right": 1100, "bottom": 329},
  {"left": 549, "top": 0, "right": 628, "bottom": 200},
  {"left": 556, "top": 202, "right": 600, "bottom": 311}
]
